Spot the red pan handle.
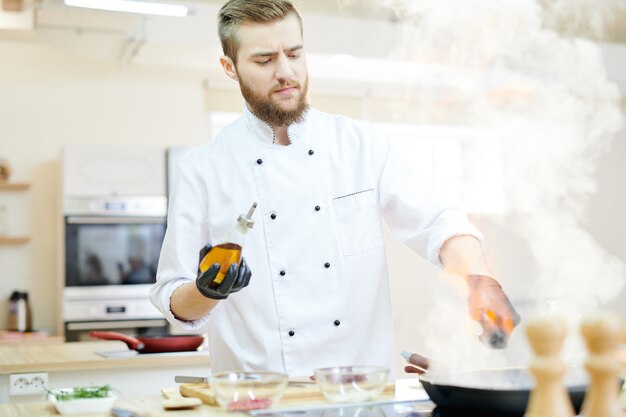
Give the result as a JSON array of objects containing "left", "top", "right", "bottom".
[{"left": 89, "top": 331, "right": 145, "bottom": 351}]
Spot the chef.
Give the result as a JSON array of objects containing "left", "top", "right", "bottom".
[{"left": 150, "top": 0, "right": 520, "bottom": 376}]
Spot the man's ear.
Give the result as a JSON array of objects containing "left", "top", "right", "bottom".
[{"left": 220, "top": 56, "right": 238, "bottom": 81}]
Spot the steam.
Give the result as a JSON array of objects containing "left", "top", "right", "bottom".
[
  {"left": 338, "top": 0, "right": 625, "bottom": 372},
  {"left": 539, "top": 0, "right": 625, "bottom": 40}
]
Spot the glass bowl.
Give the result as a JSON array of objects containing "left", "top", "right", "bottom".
[
  {"left": 314, "top": 366, "right": 389, "bottom": 403},
  {"left": 211, "top": 371, "right": 288, "bottom": 411}
]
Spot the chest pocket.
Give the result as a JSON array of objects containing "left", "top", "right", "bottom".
[{"left": 333, "top": 188, "right": 385, "bottom": 256}]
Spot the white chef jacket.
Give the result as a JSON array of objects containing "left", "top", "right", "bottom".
[{"left": 150, "top": 106, "right": 483, "bottom": 376}]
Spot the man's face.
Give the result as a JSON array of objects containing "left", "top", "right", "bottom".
[{"left": 231, "top": 14, "right": 309, "bottom": 127}]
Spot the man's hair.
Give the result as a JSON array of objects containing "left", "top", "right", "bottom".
[{"left": 218, "top": 0, "right": 303, "bottom": 63}]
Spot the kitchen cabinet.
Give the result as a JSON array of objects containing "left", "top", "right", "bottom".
[
  {"left": 0, "top": 181, "right": 31, "bottom": 244},
  {"left": 0, "top": 341, "right": 210, "bottom": 403}
]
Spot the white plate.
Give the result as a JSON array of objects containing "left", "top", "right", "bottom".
[{"left": 48, "top": 389, "right": 117, "bottom": 415}]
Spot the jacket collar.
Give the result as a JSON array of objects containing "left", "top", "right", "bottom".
[{"left": 242, "top": 104, "right": 308, "bottom": 146}]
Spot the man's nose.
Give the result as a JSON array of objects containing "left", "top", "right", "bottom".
[{"left": 275, "top": 54, "right": 295, "bottom": 80}]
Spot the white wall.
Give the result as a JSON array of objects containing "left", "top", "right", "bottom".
[
  {"left": 586, "top": 116, "right": 626, "bottom": 314},
  {"left": 0, "top": 39, "right": 211, "bottom": 335}
]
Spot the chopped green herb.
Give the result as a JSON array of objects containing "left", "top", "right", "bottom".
[{"left": 49, "top": 385, "right": 111, "bottom": 401}]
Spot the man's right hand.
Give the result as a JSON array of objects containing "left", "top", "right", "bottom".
[
  {"left": 403, "top": 352, "right": 430, "bottom": 374},
  {"left": 195, "top": 244, "right": 252, "bottom": 300}
]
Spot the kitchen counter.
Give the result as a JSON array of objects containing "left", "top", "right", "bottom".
[
  {"left": 0, "top": 341, "right": 209, "bottom": 374},
  {"left": 0, "top": 378, "right": 435, "bottom": 416},
  {"left": 0, "top": 395, "right": 278, "bottom": 417},
  {"left": 0, "top": 331, "right": 64, "bottom": 347},
  {"left": 0, "top": 396, "right": 358, "bottom": 416},
  {"left": 0, "top": 395, "right": 215, "bottom": 417},
  {"left": 0, "top": 391, "right": 436, "bottom": 417},
  {"left": 0, "top": 341, "right": 211, "bottom": 403},
  {"left": 4, "top": 391, "right": 626, "bottom": 417},
  {"left": 1, "top": 379, "right": 625, "bottom": 417}
]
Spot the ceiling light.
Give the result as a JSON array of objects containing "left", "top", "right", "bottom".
[{"left": 64, "top": 0, "right": 189, "bottom": 17}]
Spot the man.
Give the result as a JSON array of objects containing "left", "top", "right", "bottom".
[{"left": 150, "top": 0, "right": 519, "bottom": 376}]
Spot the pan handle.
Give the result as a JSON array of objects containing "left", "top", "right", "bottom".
[{"left": 89, "top": 331, "right": 145, "bottom": 351}]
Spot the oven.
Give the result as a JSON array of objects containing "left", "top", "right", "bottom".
[
  {"left": 62, "top": 145, "right": 169, "bottom": 341},
  {"left": 62, "top": 197, "right": 168, "bottom": 340}
]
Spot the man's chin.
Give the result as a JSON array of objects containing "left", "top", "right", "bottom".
[{"left": 272, "top": 103, "right": 301, "bottom": 114}]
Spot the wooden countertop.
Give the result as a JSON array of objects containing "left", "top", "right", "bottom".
[
  {"left": 0, "top": 341, "right": 209, "bottom": 374},
  {"left": 0, "top": 381, "right": 419, "bottom": 417},
  {"left": 0, "top": 395, "right": 223, "bottom": 417},
  {"left": 2, "top": 380, "right": 624, "bottom": 417},
  {"left": 0, "top": 333, "right": 64, "bottom": 346},
  {"left": 1, "top": 394, "right": 341, "bottom": 417}
]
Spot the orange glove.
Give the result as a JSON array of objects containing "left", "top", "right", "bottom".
[{"left": 467, "top": 274, "right": 521, "bottom": 348}]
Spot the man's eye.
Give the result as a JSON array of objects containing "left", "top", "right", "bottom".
[
  {"left": 256, "top": 59, "right": 271, "bottom": 65},
  {"left": 289, "top": 53, "right": 301, "bottom": 59}
]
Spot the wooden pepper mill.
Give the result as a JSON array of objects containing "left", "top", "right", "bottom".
[
  {"left": 524, "top": 315, "right": 575, "bottom": 417},
  {"left": 580, "top": 312, "right": 624, "bottom": 417}
]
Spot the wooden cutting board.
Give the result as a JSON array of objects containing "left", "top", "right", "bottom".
[{"left": 179, "top": 381, "right": 395, "bottom": 408}]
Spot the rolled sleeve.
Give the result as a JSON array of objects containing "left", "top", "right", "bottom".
[
  {"left": 150, "top": 153, "right": 212, "bottom": 329},
  {"left": 424, "top": 209, "right": 484, "bottom": 267},
  {"left": 149, "top": 277, "right": 211, "bottom": 331}
]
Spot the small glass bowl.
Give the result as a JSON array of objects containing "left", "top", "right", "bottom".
[
  {"left": 314, "top": 366, "right": 389, "bottom": 403},
  {"left": 211, "top": 371, "right": 288, "bottom": 411}
]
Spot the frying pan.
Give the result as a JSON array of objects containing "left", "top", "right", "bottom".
[
  {"left": 419, "top": 368, "right": 590, "bottom": 417},
  {"left": 89, "top": 331, "right": 204, "bottom": 353}
]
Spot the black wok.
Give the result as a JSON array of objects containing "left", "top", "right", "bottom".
[{"left": 419, "top": 368, "right": 589, "bottom": 417}]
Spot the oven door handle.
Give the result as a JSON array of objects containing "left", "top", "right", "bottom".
[{"left": 65, "top": 216, "right": 165, "bottom": 224}]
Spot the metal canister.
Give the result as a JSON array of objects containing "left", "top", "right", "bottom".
[{"left": 8, "top": 291, "right": 32, "bottom": 332}]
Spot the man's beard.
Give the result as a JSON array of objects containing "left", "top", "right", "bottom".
[{"left": 239, "top": 76, "right": 309, "bottom": 127}]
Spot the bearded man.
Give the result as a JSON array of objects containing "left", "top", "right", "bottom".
[{"left": 150, "top": 0, "right": 519, "bottom": 376}]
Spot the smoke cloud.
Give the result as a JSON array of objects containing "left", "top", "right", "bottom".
[{"left": 338, "top": 0, "right": 625, "bottom": 372}]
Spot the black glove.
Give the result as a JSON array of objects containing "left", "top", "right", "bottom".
[
  {"left": 195, "top": 244, "right": 252, "bottom": 300},
  {"left": 467, "top": 274, "right": 521, "bottom": 349}
]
